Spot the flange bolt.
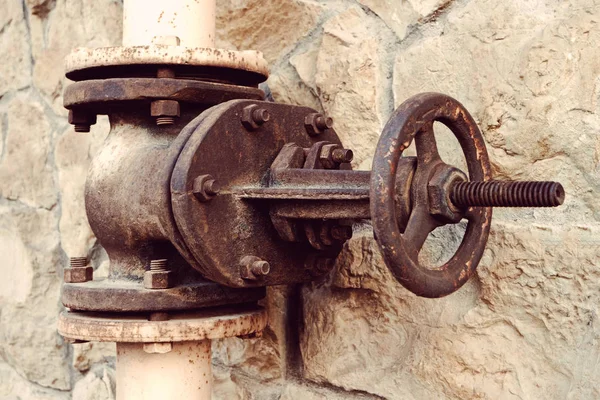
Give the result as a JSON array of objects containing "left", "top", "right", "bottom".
[
  {"left": 240, "top": 256, "right": 271, "bottom": 280},
  {"left": 331, "top": 148, "right": 354, "bottom": 164},
  {"left": 242, "top": 104, "right": 270, "bottom": 130},
  {"left": 305, "top": 113, "right": 333, "bottom": 136},
  {"left": 144, "top": 259, "right": 173, "bottom": 289},
  {"left": 193, "top": 174, "right": 220, "bottom": 202},
  {"left": 64, "top": 257, "right": 93, "bottom": 283}
]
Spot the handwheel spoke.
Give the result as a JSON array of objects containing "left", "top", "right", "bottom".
[
  {"left": 415, "top": 121, "right": 440, "bottom": 165},
  {"left": 402, "top": 207, "right": 439, "bottom": 260}
]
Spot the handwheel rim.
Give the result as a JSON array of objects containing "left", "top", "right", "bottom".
[{"left": 370, "top": 92, "right": 493, "bottom": 298}]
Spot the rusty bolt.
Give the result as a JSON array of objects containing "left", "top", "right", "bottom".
[
  {"left": 331, "top": 225, "right": 353, "bottom": 242},
  {"left": 428, "top": 165, "right": 468, "bottom": 223},
  {"left": 64, "top": 257, "right": 93, "bottom": 283},
  {"left": 144, "top": 259, "right": 173, "bottom": 289},
  {"left": 240, "top": 256, "right": 271, "bottom": 280},
  {"left": 242, "top": 104, "right": 270, "bottom": 131},
  {"left": 68, "top": 110, "right": 97, "bottom": 133},
  {"left": 193, "top": 174, "right": 220, "bottom": 202},
  {"left": 319, "top": 144, "right": 353, "bottom": 169},
  {"left": 331, "top": 148, "right": 354, "bottom": 164},
  {"left": 150, "top": 100, "right": 180, "bottom": 126},
  {"left": 304, "top": 113, "right": 333, "bottom": 136}
]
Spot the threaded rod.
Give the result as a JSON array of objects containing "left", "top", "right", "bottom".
[{"left": 450, "top": 181, "right": 565, "bottom": 208}]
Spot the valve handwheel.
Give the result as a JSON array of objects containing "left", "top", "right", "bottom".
[{"left": 371, "top": 92, "right": 494, "bottom": 298}]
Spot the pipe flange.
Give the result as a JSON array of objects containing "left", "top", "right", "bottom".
[
  {"left": 58, "top": 306, "right": 267, "bottom": 343},
  {"left": 65, "top": 46, "right": 269, "bottom": 85}
]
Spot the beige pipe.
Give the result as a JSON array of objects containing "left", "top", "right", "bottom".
[
  {"left": 116, "top": 341, "right": 212, "bottom": 400},
  {"left": 123, "top": 0, "right": 216, "bottom": 47}
]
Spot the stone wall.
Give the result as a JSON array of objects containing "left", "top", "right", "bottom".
[{"left": 1, "top": 0, "right": 598, "bottom": 399}]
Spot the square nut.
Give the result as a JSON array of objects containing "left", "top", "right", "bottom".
[
  {"left": 144, "top": 270, "right": 173, "bottom": 289},
  {"left": 64, "top": 267, "right": 93, "bottom": 283},
  {"left": 150, "top": 100, "right": 180, "bottom": 117}
]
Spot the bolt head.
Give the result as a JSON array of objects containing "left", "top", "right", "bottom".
[
  {"left": 68, "top": 110, "right": 96, "bottom": 132},
  {"left": 151, "top": 100, "right": 180, "bottom": 118},
  {"left": 144, "top": 270, "right": 173, "bottom": 289},
  {"left": 64, "top": 266, "right": 93, "bottom": 283},
  {"left": 428, "top": 165, "right": 468, "bottom": 223},
  {"left": 319, "top": 144, "right": 343, "bottom": 169},
  {"left": 305, "top": 113, "right": 333, "bottom": 136},
  {"left": 242, "top": 104, "right": 270, "bottom": 130},
  {"left": 193, "top": 174, "right": 219, "bottom": 202}
]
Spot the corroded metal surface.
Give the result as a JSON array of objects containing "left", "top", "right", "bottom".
[
  {"left": 451, "top": 181, "right": 565, "bottom": 207},
  {"left": 62, "top": 280, "right": 265, "bottom": 312},
  {"left": 63, "top": 78, "right": 264, "bottom": 112},
  {"left": 170, "top": 100, "right": 348, "bottom": 287},
  {"left": 370, "top": 92, "right": 493, "bottom": 298},
  {"left": 58, "top": 306, "right": 267, "bottom": 342}
]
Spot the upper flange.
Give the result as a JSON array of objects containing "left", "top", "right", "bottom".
[{"left": 65, "top": 46, "right": 269, "bottom": 85}]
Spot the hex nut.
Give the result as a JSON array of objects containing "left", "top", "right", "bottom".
[
  {"left": 241, "top": 104, "right": 270, "bottom": 131},
  {"left": 304, "top": 113, "right": 333, "bottom": 136},
  {"left": 68, "top": 110, "right": 97, "bottom": 133},
  {"left": 64, "top": 266, "right": 94, "bottom": 283},
  {"left": 319, "top": 144, "right": 343, "bottom": 169},
  {"left": 144, "top": 270, "right": 173, "bottom": 289},
  {"left": 193, "top": 174, "right": 220, "bottom": 202},
  {"left": 150, "top": 100, "right": 180, "bottom": 118},
  {"left": 428, "top": 165, "right": 468, "bottom": 223}
]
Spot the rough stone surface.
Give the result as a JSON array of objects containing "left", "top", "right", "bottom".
[{"left": 1, "top": 0, "right": 598, "bottom": 399}]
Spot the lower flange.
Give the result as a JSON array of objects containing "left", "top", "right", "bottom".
[{"left": 58, "top": 305, "right": 267, "bottom": 343}]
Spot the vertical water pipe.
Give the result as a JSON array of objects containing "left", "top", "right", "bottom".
[
  {"left": 123, "top": 0, "right": 216, "bottom": 47},
  {"left": 118, "top": 1, "right": 216, "bottom": 398}
]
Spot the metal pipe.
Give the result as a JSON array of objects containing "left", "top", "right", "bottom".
[
  {"left": 123, "top": 0, "right": 216, "bottom": 47},
  {"left": 116, "top": 341, "right": 212, "bottom": 400}
]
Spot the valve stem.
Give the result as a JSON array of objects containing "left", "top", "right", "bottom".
[{"left": 450, "top": 181, "right": 565, "bottom": 208}]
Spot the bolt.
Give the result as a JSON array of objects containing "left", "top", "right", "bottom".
[
  {"left": 150, "top": 259, "right": 168, "bottom": 272},
  {"left": 331, "top": 148, "right": 354, "bottom": 164},
  {"left": 330, "top": 225, "right": 353, "bottom": 242},
  {"left": 68, "top": 110, "right": 97, "bottom": 133},
  {"left": 150, "top": 100, "right": 180, "bottom": 126},
  {"left": 193, "top": 174, "right": 220, "bottom": 202},
  {"left": 450, "top": 181, "right": 565, "bottom": 208},
  {"left": 70, "top": 257, "right": 87, "bottom": 268},
  {"left": 64, "top": 257, "right": 93, "bottom": 283},
  {"left": 242, "top": 104, "right": 270, "bottom": 130},
  {"left": 305, "top": 113, "right": 333, "bottom": 136},
  {"left": 240, "top": 256, "right": 271, "bottom": 280},
  {"left": 319, "top": 144, "right": 354, "bottom": 169},
  {"left": 144, "top": 259, "right": 173, "bottom": 289}
]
